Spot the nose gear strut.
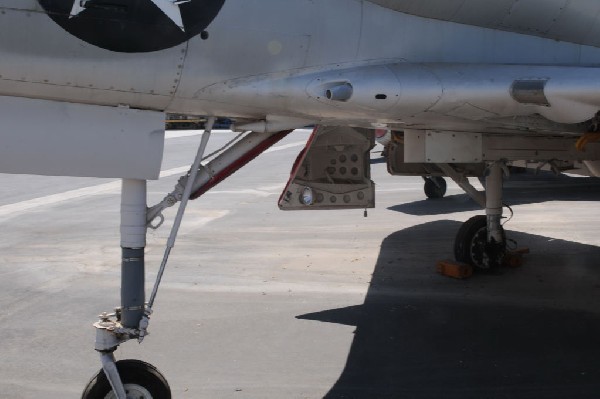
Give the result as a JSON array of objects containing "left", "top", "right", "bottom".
[{"left": 84, "top": 120, "right": 293, "bottom": 398}]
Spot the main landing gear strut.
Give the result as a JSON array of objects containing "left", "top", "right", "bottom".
[
  {"left": 81, "top": 120, "right": 293, "bottom": 398},
  {"left": 444, "top": 162, "right": 508, "bottom": 270}
]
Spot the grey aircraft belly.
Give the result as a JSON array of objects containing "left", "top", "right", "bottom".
[{"left": 1, "top": 0, "right": 600, "bottom": 397}]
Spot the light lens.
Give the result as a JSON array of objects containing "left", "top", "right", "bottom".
[{"left": 301, "top": 187, "right": 314, "bottom": 205}]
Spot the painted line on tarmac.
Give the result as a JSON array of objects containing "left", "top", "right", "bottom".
[
  {"left": 0, "top": 141, "right": 305, "bottom": 218},
  {"left": 165, "top": 130, "right": 234, "bottom": 139},
  {"left": 165, "top": 129, "right": 311, "bottom": 141},
  {"left": 0, "top": 181, "right": 121, "bottom": 218}
]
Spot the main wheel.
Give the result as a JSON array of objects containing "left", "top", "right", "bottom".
[
  {"left": 424, "top": 176, "right": 447, "bottom": 199},
  {"left": 454, "top": 215, "right": 506, "bottom": 270},
  {"left": 82, "top": 359, "right": 171, "bottom": 399}
]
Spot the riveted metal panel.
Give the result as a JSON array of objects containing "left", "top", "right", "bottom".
[
  {"left": 450, "top": 0, "right": 515, "bottom": 26},
  {"left": 425, "top": 131, "right": 483, "bottom": 163},
  {"left": 367, "top": 0, "right": 600, "bottom": 47},
  {"left": 547, "top": 0, "right": 600, "bottom": 41},
  {"left": 0, "top": 6, "right": 184, "bottom": 104},
  {"left": 500, "top": 0, "right": 568, "bottom": 34},
  {"left": 370, "top": 0, "right": 465, "bottom": 19},
  {"left": 403, "top": 130, "right": 427, "bottom": 163},
  {"left": 182, "top": 29, "right": 310, "bottom": 99}
]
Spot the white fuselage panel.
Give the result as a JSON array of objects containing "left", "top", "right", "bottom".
[{"left": 0, "top": 96, "right": 165, "bottom": 179}]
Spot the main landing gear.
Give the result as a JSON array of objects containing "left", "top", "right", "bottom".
[
  {"left": 423, "top": 176, "right": 447, "bottom": 199},
  {"left": 82, "top": 120, "right": 293, "bottom": 399},
  {"left": 444, "top": 162, "right": 508, "bottom": 270},
  {"left": 454, "top": 215, "right": 506, "bottom": 269}
]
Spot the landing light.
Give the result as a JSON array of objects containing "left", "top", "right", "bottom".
[{"left": 301, "top": 187, "right": 314, "bottom": 205}]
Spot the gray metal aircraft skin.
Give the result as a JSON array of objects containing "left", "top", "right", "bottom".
[
  {"left": 370, "top": 0, "right": 600, "bottom": 48},
  {"left": 2, "top": 0, "right": 600, "bottom": 140}
]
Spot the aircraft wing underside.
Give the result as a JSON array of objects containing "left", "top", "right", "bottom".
[{"left": 368, "top": 0, "right": 600, "bottom": 48}]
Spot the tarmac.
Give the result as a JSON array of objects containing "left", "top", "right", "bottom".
[{"left": 0, "top": 128, "right": 599, "bottom": 398}]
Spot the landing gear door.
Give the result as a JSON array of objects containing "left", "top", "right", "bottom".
[{"left": 278, "top": 126, "right": 375, "bottom": 210}]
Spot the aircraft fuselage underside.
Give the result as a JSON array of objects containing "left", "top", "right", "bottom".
[{"left": 4, "top": 0, "right": 600, "bottom": 134}]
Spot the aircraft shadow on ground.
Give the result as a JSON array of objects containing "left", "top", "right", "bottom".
[
  {"left": 298, "top": 220, "right": 600, "bottom": 399},
  {"left": 390, "top": 173, "right": 600, "bottom": 216}
]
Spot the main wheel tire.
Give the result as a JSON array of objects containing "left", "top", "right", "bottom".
[
  {"left": 82, "top": 359, "right": 171, "bottom": 399},
  {"left": 454, "top": 215, "right": 506, "bottom": 270},
  {"left": 424, "top": 176, "right": 447, "bottom": 199}
]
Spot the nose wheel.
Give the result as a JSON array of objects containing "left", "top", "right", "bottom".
[{"left": 82, "top": 360, "right": 171, "bottom": 399}]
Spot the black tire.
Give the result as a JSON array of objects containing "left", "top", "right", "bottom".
[
  {"left": 424, "top": 176, "right": 447, "bottom": 199},
  {"left": 454, "top": 215, "right": 506, "bottom": 270},
  {"left": 82, "top": 359, "right": 171, "bottom": 399}
]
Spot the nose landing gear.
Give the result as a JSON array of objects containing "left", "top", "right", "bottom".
[
  {"left": 81, "top": 121, "right": 295, "bottom": 398},
  {"left": 81, "top": 119, "right": 217, "bottom": 399},
  {"left": 82, "top": 360, "right": 171, "bottom": 399}
]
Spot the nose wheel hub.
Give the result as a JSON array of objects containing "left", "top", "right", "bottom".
[{"left": 104, "top": 384, "right": 152, "bottom": 399}]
